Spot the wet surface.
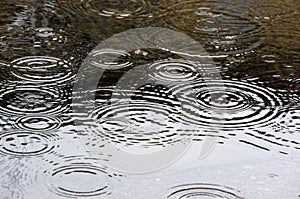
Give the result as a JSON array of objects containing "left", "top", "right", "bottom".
[{"left": 0, "top": 0, "right": 299, "bottom": 198}]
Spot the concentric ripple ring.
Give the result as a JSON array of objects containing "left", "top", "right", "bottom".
[
  {"left": 167, "top": 183, "right": 243, "bottom": 198},
  {"left": 10, "top": 56, "right": 75, "bottom": 84},
  {"left": 172, "top": 80, "right": 282, "bottom": 129},
  {"left": 14, "top": 115, "right": 62, "bottom": 132},
  {"left": 0, "top": 132, "right": 57, "bottom": 156},
  {"left": 0, "top": 84, "right": 69, "bottom": 116}
]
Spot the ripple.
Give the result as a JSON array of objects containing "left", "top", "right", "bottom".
[
  {"left": 0, "top": 1, "right": 78, "bottom": 60},
  {"left": 60, "top": 0, "right": 155, "bottom": 20},
  {"left": 274, "top": 107, "right": 300, "bottom": 134},
  {"left": 1, "top": 24, "right": 91, "bottom": 61},
  {"left": 0, "top": 132, "right": 58, "bottom": 156},
  {"left": 173, "top": 80, "right": 282, "bottom": 129},
  {"left": 161, "top": 1, "right": 265, "bottom": 56},
  {"left": 10, "top": 56, "right": 75, "bottom": 84},
  {"left": 90, "top": 100, "right": 182, "bottom": 149},
  {"left": 240, "top": 127, "right": 300, "bottom": 155},
  {"left": 14, "top": 115, "right": 62, "bottom": 132},
  {"left": 90, "top": 49, "right": 133, "bottom": 70},
  {"left": 167, "top": 183, "right": 243, "bottom": 198},
  {"left": 46, "top": 156, "right": 119, "bottom": 198},
  {"left": 0, "top": 84, "right": 69, "bottom": 116},
  {"left": 146, "top": 59, "right": 202, "bottom": 84},
  {"left": 35, "top": 27, "right": 56, "bottom": 38}
]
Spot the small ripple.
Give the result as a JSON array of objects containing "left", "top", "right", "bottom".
[
  {"left": 90, "top": 49, "right": 133, "bottom": 70},
  {"left": 0, "top": 84, "right": 69, "bottom": 116},
  {"left": 46, "top": 156, "right": 121, "bottom": 198},
  {"left": 281, "top": 109, "right": 300, "bottom": 134},
  {"left": 248, "top": 0, "right": 298, "bottom": 24},
  {"left": 35, "top": 27, "right": 56, "bottom": 38},
  {"left": 161, "top": 1, "right": 265, "bottom": 56},
  {"left": 146, "top": 59, "right": 202, "bottom": 84},
  {"left": 0, "top": 131, "right": 59, "bottom": 156},
  {"left": 167, "top": 183, "right": 243, "bottom": 198},
  {"left": 10, "top": 56, "right": 75, "bottom": 84},
  {"left": 172, "top": 80, "right": 282, "bottom": 129},
  {"left": 274, "top": 107, "right": 300, "bottom": 134},
  {"left": 14, "top": 115, "right": 62, "bottom": 132}
]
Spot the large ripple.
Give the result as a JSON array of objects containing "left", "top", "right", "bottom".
[
  {"left": 0, "top": 84, "right": 69, "bottom": 116},
  {"left": 173, "top": 80, "right": 282, "bottom": 130}
]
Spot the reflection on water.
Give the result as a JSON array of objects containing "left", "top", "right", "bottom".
[
  {"left": 0, "top": 0, "right": 299, "bottom": 198},
  {"left": 160, "top": 0, "right": 265, "bottom": 56}
]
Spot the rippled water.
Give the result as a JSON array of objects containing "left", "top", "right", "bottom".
[{"left": 0, "top": 0, "right": 299, "bottom": 198}]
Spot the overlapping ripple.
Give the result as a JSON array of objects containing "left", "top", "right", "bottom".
[
  {"left": 0, "top": 84, "right": 69, "bottom": 116},
  {"left": 90, "top": 100, "right": 182, "bottom": 148},
  {"left": 10, "top": 56, "right": 75, "bottom": 84},
  {"left": 167, "top": 183, "right": 243, "bottom": 198},
  {"left": 160, "top": 1, "right": 265, "bottom": 56},
  {"left": 0, "top": 131, "right": 59, "bottom": 156},
  {"left": 173, "top": 80, "right": 282, "bottom": 129}
]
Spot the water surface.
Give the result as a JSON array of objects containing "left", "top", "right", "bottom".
[{"left": 0, "top": 0, "right": 299, "bottom": 198}]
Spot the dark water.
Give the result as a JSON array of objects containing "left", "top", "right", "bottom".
[{"left": 0, "top": 0, "right": 299, "bottom": 198}]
